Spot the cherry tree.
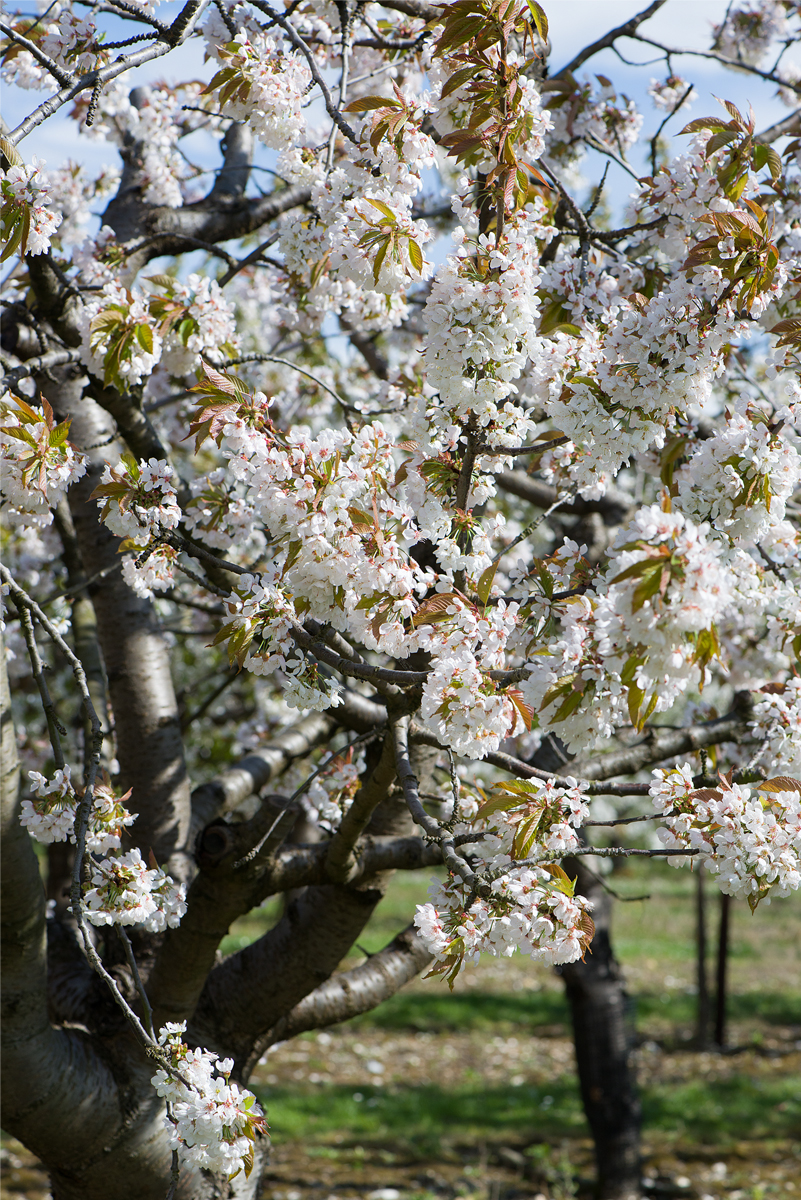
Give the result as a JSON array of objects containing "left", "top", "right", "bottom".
[{"left": 2, "top": 1, "right": 801, "bottom": 1198}]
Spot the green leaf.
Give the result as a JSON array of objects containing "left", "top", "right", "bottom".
[
  {"left": 620, "top": 653, "right": 646, "bottom": 687},
  {"left": 631, "top": 563, "right": 668, "bottom": 612},
  {"left": 550, "top": 684, "right": 587, "bottom": 723},
  {"left": 440, "top": 64, "right": 481, "bottom": 100},
  {"left": 365, "top": 197, "right": 397, "bottom": 222},
  {"left": 145, "top": 273, "right": 176, "bottom": 290},
  {"left": 48, "top": 420, "right": 72, "bottom": 448},
  {"left": 372, "top": 235, "right": 390, "bottom": 285},
  {"left": 525, "top": 0, "right": 548, "bottom": 41},
  {"left": 477, "top": 560, "right": 499, "bottom": 606},
  {"left": 679, "top": 117, "right": 729, "bottom": 135},
  {"left": 539, "top": 673, "right": 576, "bottom": 711},
  {"left": 627, "top": 682, "right": 645, "bottom": 730},
  {"left": 408, "top": 237, "right": 424, "bottom": 274},
  {"left": 204, "top": 65, "right": 238, "bottom": 93},
  {"left": 136, "top": 323, "right": 154, "bottom": 354},
  {"left": 345, "top": 95, "right": 402, "bottom": 112},
  {"left": 120, "top": 451, "right": 140, "bottom": 480},
  {"left": 0, "top": 135, "right": 24, "bottom": 170}
]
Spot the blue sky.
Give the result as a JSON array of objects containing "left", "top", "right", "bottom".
[{"left": 3, "top": 1, "right": 799, "bottom": 222}]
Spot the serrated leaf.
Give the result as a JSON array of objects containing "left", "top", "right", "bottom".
[
  {"left": 513, "top": 812, "right": 545, "bottom": 860},
  {"left": 0, "top": 135, "right": 24, "bottom": 169},
  {"left": 365, "top": 197, "right": 397, "bottom": 222},
  {"left": 345, "top": 94, "right": 402, "bottom": 112},
  {"left": 507, "top": 688, "right": 535, "bottom": 733},
  {"left": 372, "top": 235, "right": 390, "bottom": 286},
  {"left": 539, "top": 673, "right": 576, "bottom": 711},
  {"left": 627, "top": 681, "right": 645, "bottom": 729},
  {"left": 203, "top": 65, "right": 238, "bottom": 93},
  {"left": 542, "top": 862, "right": 574, "bottom": 891},
  {"left": 680, "top": 117, "right": 729, "bottom": 135},
  {"left": 758, "top": 776, "right": 801, "bottom": 794},
  {"left": 408, "top": 237, "right": 424, "bottom": 274},
  {"left": 550, "top": 685, "right": 586, "bottom": 723},
  {"left": 477, "top": 560, "right": 499, "bottom": 606},
  {"left": 48, "top": 421, "right": 71, "bottom": 448},
  {"left": 412, "top": 592, "right": 460, "bottom": 627},
  {"left": 525, "top": 0, "right": 548, "bottom": 40},
  {"left": 136, "top": 323, "right": 153, "bottom": 354},
  {"left": 440, "top": 64, "right": 481, "bottom": 99}
]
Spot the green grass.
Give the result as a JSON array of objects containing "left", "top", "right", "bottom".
[
  {"left": 642, "top": 1073, "right": 801, "bottom": 1143},
  {"left": 348, "top": 989, "right": 569, "bottom": 1033},
  {"left": 254, "top": 1070, "right": 801, "bottom": 1154},
  {"left": 254, "top": 1079, "right": 586, "bottom": 1151},
  {"left": 343, "top": 986, "right": 801, "bottom": 1035}
]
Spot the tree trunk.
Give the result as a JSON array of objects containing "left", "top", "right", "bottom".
[{"left": 557, "top": 858, "right": 641, "bottom": 1200}]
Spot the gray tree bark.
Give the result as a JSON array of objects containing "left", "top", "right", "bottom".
[{"left": 558, "top": 857, "right": 641, "bottom": 1200}]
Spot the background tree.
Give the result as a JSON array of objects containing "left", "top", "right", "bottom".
[{"left": 2, "top": 2, "right": 801, "bottom": 1199}]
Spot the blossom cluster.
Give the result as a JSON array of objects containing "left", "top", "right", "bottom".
[
  {"left": 647, "top": 75, "right": 697, "bottom": 112},
  {"left": 20, "top": 766, "right": 187, "bottom": 930},
  {"left": 712, "top": 0, "right": 791, "bottom": 65},
  {"left": 92, "top": 456, "right": 182, "bottom": 594},
  {"left": 84, "top": 848, "right": 187, "bottom": 932},
  {"left": 21, "top": 767, "right": 136, "bottom": 853},
  {"left": 1, "top": 5, "right": 106, "bottom": 89},
  {"left": 1, "top": 156, "right": 62, "bottom": 258},
  {"left": 302, "top": 749, "right": 364, "bottom": 831},
  {"left": 750, "top": 680, "right": 801, "bottom": 776},
  {"left": 75, "top": 274, "right": 238, "bottom": 392},
  {"left": 423, "top": 208, "right": 549, "bottom": 448},
  {"left": 205, "top": 30, "right": 311, "bottom": 150},
  {"left": 414, "top": 777, "right": 594, "bottom": 980},
  {"left": 0, "top": 394, "right": 87, "bottom": 529},
  {"left": 152, "top": 1023, "right": 267, "bottom": 1179},
  {"left": 650, "top": 764, "right": 801, "bottom": 905},
  {"left": 415, "top": 867, "right": 595, "bottom": 979},
  {"left": 516, "top": 504, "right": 743, "bottom": 752}
]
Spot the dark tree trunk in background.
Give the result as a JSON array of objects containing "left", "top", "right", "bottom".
[
  {"left": 696, "top": 868, "right": 710, "bottom": 1048},
  {"left": 558, "top": 857, "right": 641, "bottom": 1200},
  {"left": 714, "top": 893, "right": 731, "bottom": 1048}
]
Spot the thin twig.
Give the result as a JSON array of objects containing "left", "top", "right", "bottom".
[
  {"left": 576, "top": 859, "right": 651, "bottom": 902},
  {"left": 393, "top": 715, "right": 485, "bottom": 893},
  {"left": 17, "top": 605, "right": 66, "bottom": 768},
  {"left": 250, "top": 1, "right": 359, "bottom": 145},
  {"left": 222, "top": 353, "right": 349, "bottom": 411},
  {"left": 0, "top": 18, "right": 76, "bottom": 87},
  {"left": 117, "top": 926, "right": 156, "bottom": 1040},
  {"left": 181, "top": 669, "right": 239, "bottom": 731}
]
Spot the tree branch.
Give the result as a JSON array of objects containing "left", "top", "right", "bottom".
[
  {"left": 324, "top": 730, "right": 397, "bottom": 883},
  {"left": 188, "top": 710, "right": 335, "bottom": 845},
  {"left": 9, "top": 0, "right": 207, "bottom": 146},
  {"left": 571, "top": 694, "right": 755, "bottom": 781},
  {"left": 495, "top": 470, "right": 632, "bottom": 522},
  {"left": 0, "top": 18, "right": 76, "bottom": 87},
  {"left": 267, "top": 833, "right": 442, "bottom": 892},
  {"left": 554, "top": 0, "right": 668, "bottom": 77},
  {"left": 243, "top": 923, "right": 432, "bottom": 1074}
]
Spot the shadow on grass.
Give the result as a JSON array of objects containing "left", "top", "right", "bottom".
[
  {"left": 256, "top": 1073, "right": 801, "bottom": 1155},
  {"left": 635, "top": 990, "right": 801, "bottom": 1027},
  {"left": 347, "top": 989, "right": 801, "bottom": 1034},
  {"left": 642, "top": 1074, "right": 801, "bottom": 1142},
  {"left": 255, "top": 1079, "right": 584, "bottom": 1153},
  {"left": 349, "top": 989, "right": 569, "bottom": 1033}
]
